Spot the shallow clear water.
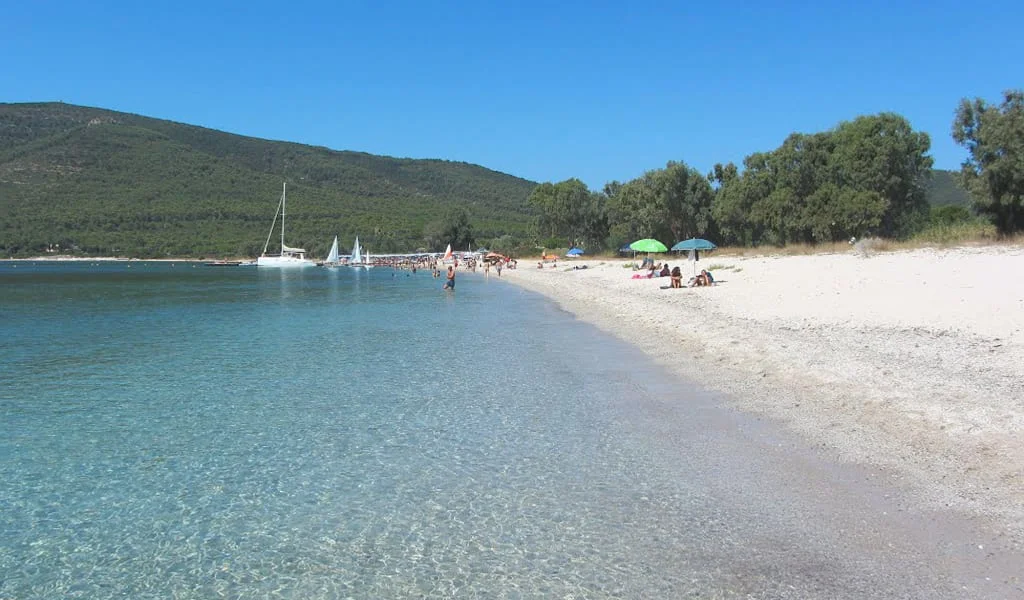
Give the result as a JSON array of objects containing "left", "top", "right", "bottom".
[
  {"left": 0, "top": 262, "right": 984, "bottom": 598},
  {"left": 0, "top": 263, "right": 704, "bottom": 598}
]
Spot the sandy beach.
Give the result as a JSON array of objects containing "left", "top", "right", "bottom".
[{"left": 501, "top": 246, "right": 1024, "bottom": 540}]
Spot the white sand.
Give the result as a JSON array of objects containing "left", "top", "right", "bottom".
[{"left": 502, "top": 247, "right": 1024, "bottom": 536}]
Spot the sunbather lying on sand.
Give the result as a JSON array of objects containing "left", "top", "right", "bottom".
[{"left": 689, "top": 269, "right": 714, "bottom": 287}]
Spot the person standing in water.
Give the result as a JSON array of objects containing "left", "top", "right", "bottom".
[{"left": 443, "top": 266, "right": 455, "bottom": 290}]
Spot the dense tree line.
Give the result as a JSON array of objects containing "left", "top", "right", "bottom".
[
  {"left": 529, "top": 95, "right": 1022, "bottom": 250},
  {"left": 530, "top": 113, "right": 935, "bottom": 248}
]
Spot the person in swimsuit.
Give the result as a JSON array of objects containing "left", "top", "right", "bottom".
[{"left": 443, "top": 266, "right": 455, "bottom": 290}]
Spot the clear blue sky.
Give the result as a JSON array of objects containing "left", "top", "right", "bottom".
[{"left": 3, "top": 0, "right": 1022, "bottom": 189}]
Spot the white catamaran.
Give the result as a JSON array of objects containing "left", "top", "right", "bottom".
[
  {"left": 257, "top": 182, "right": 314, "bottom": 268},
  {"left": 349, "top": 236, "right": 373, "bottom": 269},
  {"left": 318, "top": 236, "right": 341, "bottom": 267}
]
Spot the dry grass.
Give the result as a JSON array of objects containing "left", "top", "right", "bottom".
[
  {"left": 714, "top": 242, "right": 851, "bottom": 257},
  {"left": 526, "top": 230, "right": 1023, "bottom": 261},
  {"left": 713, "top": 228, "right": 1022, "bottom": 258}
]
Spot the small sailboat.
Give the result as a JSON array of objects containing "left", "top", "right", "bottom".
[
  {"left": 350, "top": 236, "right": 361, "bottom": 266},
  {"left": 349, "top": 236, "right": 373, "bottom": 269},
  {"left": 318, "top": 236, "right": 341, "bottom": 267},
  {"left": 442, "top": 244, "right": 453, "bottom": 264},
  {"left": 256, "top": 182, "right": 315, "bottom": 268}
]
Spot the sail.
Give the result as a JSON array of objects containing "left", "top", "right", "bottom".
[
  {"left": 325, "top": 237, "right": 339, "bottom": 263},
  {"left": 282, "top": 244, "right": 306, "bottom": 253},
  {"left": 443, "top": 244, "right": 453, "bottom": 260},
  {"left": 351, "top": 237, "right": 362, "bottom": 264}
]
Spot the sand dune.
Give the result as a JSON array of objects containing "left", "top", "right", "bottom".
[{"left": 503, "top": 247, "right": 1024, "bottom": 538}]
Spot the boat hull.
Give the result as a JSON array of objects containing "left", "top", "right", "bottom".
[{"left": 257, "top": 255, "right": 315, "bottom": 268}]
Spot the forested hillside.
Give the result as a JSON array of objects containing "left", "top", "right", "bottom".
[
  {"left": 1, "top": 102, "right": 982, "bottom": 258},
  {"left": 926, "top": 169, "right": 971, "bottom": 207},
  {"left": 0, "top": 102, "right": 537, "bottom": 257}
]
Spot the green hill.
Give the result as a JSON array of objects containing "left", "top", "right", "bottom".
[
  {"left": 0, "top": 102, "right": 537, "bottom": 258},
  {"left": 926, "top": 169, "right": 971, "bottom": 207}
]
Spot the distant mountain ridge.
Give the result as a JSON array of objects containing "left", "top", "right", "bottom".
[
  {"left": 925, "top": 168, "right": 971, "bottom": 207},
  {"left": 0, "top": 102, "right": 537, "bottom": 257}
]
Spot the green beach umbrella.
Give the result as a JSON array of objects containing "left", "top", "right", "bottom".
[{"left": 629, "top": 238, "right": 668, "bottom": 253}]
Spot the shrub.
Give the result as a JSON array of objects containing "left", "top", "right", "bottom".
[
  {"left": 929, "top": 205, "right": 972, "bottom": 227},
  {"left": 912, "top": 221, "right": 997, "bottom": 245}
]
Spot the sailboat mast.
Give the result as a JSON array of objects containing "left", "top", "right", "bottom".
[
  {"left": 281, "top": 182, "right": 286, "bottom": 253},
  {"left": 261, "top": 187, "right": 284, "bottom": 256}
]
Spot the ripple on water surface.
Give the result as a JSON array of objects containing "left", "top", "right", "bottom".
[{"left": 0, "top": 263, "right": 973, "bottom": 598}]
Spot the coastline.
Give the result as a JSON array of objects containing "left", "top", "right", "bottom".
[
  {"left": 499, "top": 247, "right": 1024, "bottom": 539},
  {"left": 1, "top": 256, "right": 204, "bottom": 262}
]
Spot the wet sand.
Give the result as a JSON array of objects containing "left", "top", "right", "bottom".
[{"left": 497, "top": 247, "right": 1024, "bottom": 595}]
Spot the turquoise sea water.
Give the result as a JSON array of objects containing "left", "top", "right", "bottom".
[
  {"left": 0, "top": 262, "right": 991, "bottom": 598},
  {"left": 0, "top": 262, "right": 695, "bottom": 598}
]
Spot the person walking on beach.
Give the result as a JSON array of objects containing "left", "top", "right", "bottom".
[
  {"left": 443, "top": 266, "right": 455, "bottom": 290},
  {"left": 496, "top": 260, "right": 503, "bottom": 277}
]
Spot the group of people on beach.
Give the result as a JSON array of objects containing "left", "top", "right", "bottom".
[
  {"left": 632, "top": 260, "right": 713, "bottom": 288},
  {"left": 433, "top": 254, "right": 516, "bottom": 290},
  {"left": 353, "top": 251, "right": 524, "bottom": 293}
]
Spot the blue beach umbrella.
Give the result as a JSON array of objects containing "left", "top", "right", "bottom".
[
  {"left": 566, "top": 247, "right": 584, "bottom": 257},
  {"left": 672, "top": 238, "right": 717, "bottom": 274},
  {"left": 671, "top": 238, "right": 717, "bottom": 252}
]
